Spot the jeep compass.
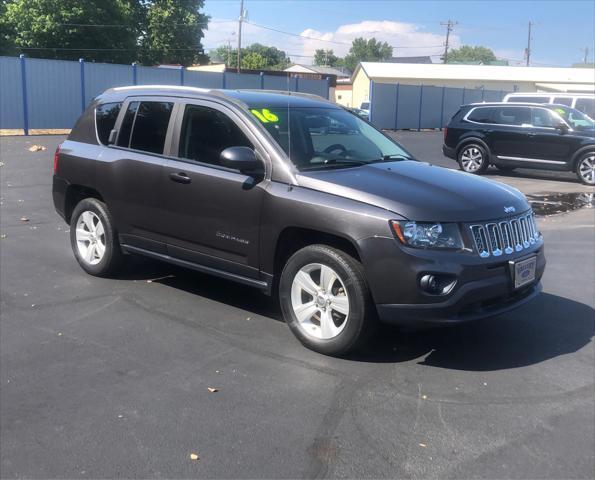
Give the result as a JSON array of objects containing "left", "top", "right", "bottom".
[{"left": 53, "top": 87, "right": 546, "bottom": 355}]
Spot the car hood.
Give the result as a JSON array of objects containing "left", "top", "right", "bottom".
[{"left": 296, "top": 160, "right": 530, "bottom": 222}]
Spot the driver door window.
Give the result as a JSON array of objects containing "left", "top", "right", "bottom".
[{"left": 178, "top": 105, "right": 252, "bottom": 167}]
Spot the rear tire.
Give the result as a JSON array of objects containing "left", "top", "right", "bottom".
[
  {"left": 279, "top": 244, "right": 376, "bottom": 356},
  {"left": 576, "top": 153, "right": 595, "bottom": 185},
  {"left": 70, "top": 198, "right": 123, "bottom": 277},
  {"left": 458, "top": 143, "right": 489, "bottom": 174}
]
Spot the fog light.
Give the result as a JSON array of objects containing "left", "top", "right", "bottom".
[
  {"left": 420, "top": 274, "right": 438, "bottom": 293},
  {"left": 420, "top": 274, "right": 457, "bottom": 295}
]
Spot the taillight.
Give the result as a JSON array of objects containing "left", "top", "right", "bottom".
[
  {"left": 443, "top": 126, "right": 448, "bottom": 141},
  {"left": 53, "top": 144, "right": 61, "bottom": 174}
]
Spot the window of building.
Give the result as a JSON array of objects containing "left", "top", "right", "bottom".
[{"left": 178, "top": 105, "right": 252, "bottom": 167}]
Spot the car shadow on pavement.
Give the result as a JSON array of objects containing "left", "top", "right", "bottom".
[
  {"left": 118, "top": 254, "right": 284, "bottom": 321},
  {"left": 353, "top": 293, "right": 594, "bottom": 371},
  {"left": 118, "top": 257, "right": 593, "bottom": 372},
  {"left": 484, "top": 169, "right": 578, "bottom": 184}
]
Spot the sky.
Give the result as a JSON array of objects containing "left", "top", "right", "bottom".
[{"left": 201, "top": 0, "right": 595, "bottom": 67}]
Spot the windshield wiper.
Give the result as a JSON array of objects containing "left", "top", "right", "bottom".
[
  {"left": 300, "top": 160, "right": 368, "bottom": 171},
  {"left": 368, "top": 154, "right": 414, "bottom": 163}
]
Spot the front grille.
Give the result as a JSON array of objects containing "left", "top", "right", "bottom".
[{"left": 470, "top": 212, "right": 540, "bottom": 258}]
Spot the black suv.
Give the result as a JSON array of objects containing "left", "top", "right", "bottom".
[
  {"left": 443, "top": 103, "right": 595, "bottom": 185},
  {"left": 53, "top": 87, "right": 545, "bottom": 355}
]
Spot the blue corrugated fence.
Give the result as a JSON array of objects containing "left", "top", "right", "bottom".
[
  {"left": 369, "top": 81, "right": 508, "bottom": 130},
  {"left": 0, "top": 56, "right": 330, "bottom": 132}
]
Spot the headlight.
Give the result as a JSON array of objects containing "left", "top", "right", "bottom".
[{"left": 390, "top": 221, "right": 463, "bottom": 249}]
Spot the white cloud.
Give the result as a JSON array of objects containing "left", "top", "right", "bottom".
[{"left": 203, "top": 19, "right": 459, "bottom": 65}]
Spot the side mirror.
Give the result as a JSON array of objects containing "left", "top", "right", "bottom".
[
  {"left": 555, "top": 122, "right": 569, "bottom": 133},
  {"left": 220, "top": 146, "right": 262, "bottom": 174}
]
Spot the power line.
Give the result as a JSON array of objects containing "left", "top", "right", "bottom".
[{"left": 244, "top": 20, "right": 352, "bottom": 46}]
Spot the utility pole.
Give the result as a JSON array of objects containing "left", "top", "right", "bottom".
[
  {"left": 237, "top": 0, "right": 245, "bottom": 73},
  {"left": 525, "top": 21, "right": 532, "bottom": 66},
  {"left": 440, "top": 19, "right": 457, "bottom": 64},
  {"left": 582, "top": 46, "right": 590, "bottom": 64}
]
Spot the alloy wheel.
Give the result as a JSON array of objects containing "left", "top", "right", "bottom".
[
  {"left": 290, "top": 263, "right": 350, "bottom": 340},
  {"left": 460, "top": 146, "right": 484, "bottom": 172},
  {"left": 578, "top": 155, "right": 595, "bottom": 185},
  {"left": 75, "top": 211, "right": 106, "bottom": 265}
]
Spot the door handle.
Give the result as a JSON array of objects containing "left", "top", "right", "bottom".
[{"left": 169, "top": 172, "right": 191, "bottom": 184}]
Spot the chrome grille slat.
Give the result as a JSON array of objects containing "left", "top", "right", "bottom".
[{"left": 469, "top": 211, "right": 541, "bottom": 258}]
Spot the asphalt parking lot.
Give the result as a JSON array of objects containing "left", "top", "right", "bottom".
[{"left": 1, "top": 133, "right": 594, "bottom": 479}]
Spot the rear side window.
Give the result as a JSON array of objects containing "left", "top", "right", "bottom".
[
  {"left": 507, "top": 96, "right": 550, "bottom": 103},
  {"left": 575, "top": 98, "right": 595, "bottom": 117},
  {"left": 116, "top": 101, "right": 174, "bottom": 154},
  {"left": 491, "top": 107, "right": 530, "bottom": 126},
  {"left": 467, "top": 107, "right": 496, "bottom": 123},
  {"left": 95, "top": 102, "right": 122, "bottom": 145},
  {"left": 553, "top": 97, "right": 573, "bottom": 106},
  {"left": 117, "top": 101, "right": 139, "bottom": 148}
]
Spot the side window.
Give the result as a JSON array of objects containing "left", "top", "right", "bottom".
[
  {"left": 507, "top": 96, "right": 549, "bottom": 103},
  {"left": 116, "top": 101, "right": 139, "bottom": 148},
  {"left": 467, "top": 107, "right": 495, "bottom": 123},
  {"left": 492, "top": 107, "right": 530, "bottom": 126},
  {"left": 129, "top": 102, "right": 174, "bottom": 154},
  {"left": 553, "top": 97, "right": 573, "bottom": 106},
  {"left": 178, "top": 104, "right": 252, "bottom": 167},
  {"left": 531, "top": 108, "right": 558, "bottom": 128},
  {"left": 575, "top": 98, "right": 595, "bottom": 117},
  {"left": 95, "top": 102, "right": 122, "bottom": 145}
]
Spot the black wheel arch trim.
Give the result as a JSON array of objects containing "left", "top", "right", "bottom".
[
  {"left": 455, "top": 137, "right": 491, "bottom": 161},
  {"left": 571, "top": 146, "right": 595, "bottom": 170}
]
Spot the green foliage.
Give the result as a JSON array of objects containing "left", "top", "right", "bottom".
[
  {"left": 139, "top": 0, "right": 209, "bottom": 66},
  {"left": 0, "top": 0, "right": 142, "bottom": 63},
  {"left": 211, "top": 43, "right": 291, "bottom": 70},
  {"left": 314, "top": 49, "right": 339, "bottom": 67},
  {"left": 0, "top": 0, "right": 209, "bottom": 65},
  {"left": 445, "top": 45, "right": 497, "bottom": 64},
  {"left": 343, "top": 37, "right": 392, "bottom": 71}
]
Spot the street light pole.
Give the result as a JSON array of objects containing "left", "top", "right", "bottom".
[{"left": 237, "top": 0, "right": 244, "bottom": 73}]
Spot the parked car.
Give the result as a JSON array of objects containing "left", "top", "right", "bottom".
[
  {"left": 359, "top": 101, "right": 370, "bottom": 117},
  {"left": 53, "top": 87, "right": 545, "bottom": 356},
  {"left": 503, "top": 92, "right": 595, "bottom": 118},
  {"left": 443, "top": 102, "right": 595, "bottom": 185},
  {"left": 346, "top": 106, "right": 370, "bottom": 120}
]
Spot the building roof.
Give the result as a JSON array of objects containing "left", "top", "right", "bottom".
[
  {"left": 387, "top": 56, "right": 433, "bottom": 64},
  {"left": 285, "top": 64, "right": 351, "bottom": 77},
  {"left": 353, "top": 62, "right": 595, "bottom": 85}
]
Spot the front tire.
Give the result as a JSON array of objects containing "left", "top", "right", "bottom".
[
  {"left": 576, "top": 153, "right": 595, "bottom": 185},
  {"left": 458, "top": 143, "right": 489, "bottom": 174},
  {"left": 279, "top": 245, "right": 376, "bottom": 356},
  {"left": 70, "top": 198, "right": 123, "bottom": 276}
]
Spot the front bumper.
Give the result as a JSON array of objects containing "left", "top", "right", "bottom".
[{"left": 358, "top": 235, "right": 546, "bottom": 327}]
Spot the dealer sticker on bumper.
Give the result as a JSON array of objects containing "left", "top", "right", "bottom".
[{"left": 512, "top": 256, "right": 537, "bottom": 289}]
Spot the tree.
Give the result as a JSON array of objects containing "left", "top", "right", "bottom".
[
  {"left": 0, "top": 0, "right": 142, "bottom": 63},
  {"left": 445, "top": 45, "right": 497, "bottom": 64},
  {"left": 139, "top": 0, "right": 209, "bottom": 66},
  {"left": 314, "top": 49, "right": 339, "bottom": 67},
  {"left": 343, "top": 37, "right": 392, "bottom": 71},
  {"left": 211, "top": 43, "right": 290, "bottom": 70}
]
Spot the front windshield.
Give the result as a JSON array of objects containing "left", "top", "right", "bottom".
[
  {"left": 249, "top": 107, "right": 412, "bottom": 171},
  {"left": 551, "top": 105, "right": 595, "bottom": 129}
]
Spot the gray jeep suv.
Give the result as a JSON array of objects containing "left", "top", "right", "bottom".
[{"left": 53, "top": 86, "right": 545, "bottom": 355}]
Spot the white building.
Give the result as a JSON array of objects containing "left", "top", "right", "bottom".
[{"left": 351, "top": 62, "right": 595, "bottom": 110}]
